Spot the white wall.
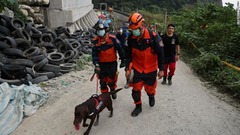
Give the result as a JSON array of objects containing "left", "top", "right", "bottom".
[{"left": 48, "top": 0, "right": 96, "bottom": 29}]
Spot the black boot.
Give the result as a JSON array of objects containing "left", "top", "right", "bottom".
[
  {"left": 131, "top": 104, "right": 142, "bottom": 117},
  {"left": 111, "top": 89, "right": 117, "bottom": 99},
  {"left": 168, "top": 76, "right": 172, "bottom": 85},
  {"left": 161, "top": 76, "right": 167, "bottom": 85},
  {"left": 148, "top": 95, "right": 155, "bottom": 107}
]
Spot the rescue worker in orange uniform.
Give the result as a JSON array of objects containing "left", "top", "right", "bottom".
[
  {"left": 92, "top": 19, "right": 125, "bottom": 99},
  {"left": 125, "top": 13, "right": 165, "bottom": 117}
]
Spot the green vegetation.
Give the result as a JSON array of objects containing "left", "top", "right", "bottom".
[
  {"left": 93, "top": 0, "right": 221, "bottom": 13},
  {"left": 0, "top": 0, "right": 26, "bottom": 21},
  {"left": 172, "top": 4, "right": 240, "bottom": 98},
  {"left": 76, "top": 54, "right": 92, "bottom": 70}
]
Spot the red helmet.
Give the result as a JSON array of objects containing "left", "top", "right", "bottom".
[{"left": 128, "top": 13, "right": 143, "bottom": 29}]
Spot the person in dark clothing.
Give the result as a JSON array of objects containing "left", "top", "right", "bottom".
[
  {"left": 116, "top": 27, "right": 128, "bottom": 87},
  {"left": 116, "top": 27, "right": 127, "bottom": 47},
  {"left": 92, "top": 19, "right": 125, "bottom": 99},
  {"left": 125, "top": 13, "right": 164, "bottom": 117},
  {"left": 161, "top": 24, "right": 180, "bottom": 85}
]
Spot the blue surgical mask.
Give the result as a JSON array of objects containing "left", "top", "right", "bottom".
[
  {"left": 132, "top": 29, "right": 141, "bottom": 36},
  {"left": 97, "top": 29, "right": 105, "bottom": 37}
]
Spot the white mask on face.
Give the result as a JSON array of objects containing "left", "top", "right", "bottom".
[
  {"left": 132, "top": 29, "right": 141, "bottom": 36},
  {"left": 119, "top": 29, "right": 123, "bottom": 33},
  {"left": 97, "top": 29, "right": 105, "bottom": 37}
]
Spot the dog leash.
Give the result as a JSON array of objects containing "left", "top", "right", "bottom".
[{"left": 95, "top": 75, "right": 99, "bottom": 94}]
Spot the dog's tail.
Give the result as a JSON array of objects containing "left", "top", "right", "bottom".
[{"left": 110, "top": 88, "right": 123, "bottom": 95}]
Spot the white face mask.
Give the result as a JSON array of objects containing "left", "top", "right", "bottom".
[
  {"left": 97, "top": 29, "right": 105, "bottom": 37},
  {"left": 132, "top": 29, "right": 141, "bottom": 36},
  {"left": 119, "top": 29, "right": 123, "bottom": 33}
]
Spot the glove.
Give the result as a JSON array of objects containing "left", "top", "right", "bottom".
[
  {"left": 94, "top": 64, "right": 100, "bottom": 74},
  {"left": 120, "top": 59, "right": 126, "bottom": 68}
]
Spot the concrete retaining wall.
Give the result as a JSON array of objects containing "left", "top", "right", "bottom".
[{"left": 47, "top": 0, "right": 98, "bottom": 32}]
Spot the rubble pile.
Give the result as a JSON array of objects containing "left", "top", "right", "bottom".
[{"left": 0, "top": 15, "right": 96, "bottom": 85}]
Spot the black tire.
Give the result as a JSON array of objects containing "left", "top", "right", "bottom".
[
  {"left": 60, "top": 63, "right": 76, "bottom": 70},
  {"left": 40, "top": 33, "right": 53, "bottom": 43},
  {"left": 0, "top": 41, "right": 10, "bottom": 50},
  {"left": 34, "top": 58, "right": 48, "bottom": 71},
  {"left": 0, "top": 15, "right": 11, "bottom": 28},
  {"left": 12, "top": 29, "right": 31, "bottom": 42},
  {"left": 70, "top": 40, "right": 81, "bottom": 51},
  {"left": 31, "top": 75, "right": 48, "bottom": 84},
  {"left": 60, "top": 69, "right": 73, "bottom": 74},
  {"left": 46, "top": 48, "right": 58, "bottom": 54},
  {"left": 54, "top": 72, "right": 63, "bottom": 77},
  {"left": 15, "top": 38, "right": 31, "bottom": 51},
  {"left": 31, "top": 54, "right": 46, "bottom": 63},
  {"left": 53, "top": 37, "right": 64, "bottom": 48},
  {"left": 68, "top": 34, "right": 79, "bottom": 39},
  {"left": 63, "top": 50, "right": 75, "bottom": 61},
  {"left": 57, "top": 44, "right": 68, "bottom": 53},
  {"left": 31, "top": 26, "right": 42, "bottom": 39},
  {"left": 42, "top": 64, "right": 60, "bottom": 73},
  {"left": 26, "top": 67, "right": 38, "bottom": 78},
  {"left": 73, "top": 29, "right": 83, "bottom": 36},
  {"left": 45, "top": 30, "right": 57, "bottom": 41},
  {"left": 66, "top": 59, "right": 77, "bottom": 64},
  {"left": 63, "top": 39, "right": 74, "bottom": 50},
  {"left": 23, "top": 47, "right": 40, "bottom": 57},
  {"left": 1, "top": 64, "right": 26, "bottom": 79},
  {"left": 0, "top": 53, "right": 11, "bottom": 64},
  {"left": 10, "top": 58, "right": 34, "bottom": 67},
  {"left": 55, "top": 26, "right": 66, "bottom": 35},
  {"left": 10, "top": 18, "right": 25, "bottom": 30},
  {"left": 36, "top": 72, "right": 55, "bottom": 79},
  {"left": 81, "top": 40, "right": 91, "bottom": 47},
  {"left": 0, "top": 26, "right": 11, "bottom": 36},
  {"left": 25, "top": 22, "right": 32, "bottom": 33},
  {"left": 0, "top": 77, "right": 22, "bottom": 85},
  {"left": 36, "top": 25, "right": 48, "bottom": 33},
  {"left": 3, "top": 48, "right": 24, "bottom": 57},
  {"left": 72, "top": 49, "right": 79, "bottom": 59},
  {"left": 0, "top": 36, "right": 17, "bottom": 48},
  {"left": 83, "top": 31, "right": 91, "bottom": 37},
  {"left": 47, "top": 52, "right": 65, "bottom": 65}
]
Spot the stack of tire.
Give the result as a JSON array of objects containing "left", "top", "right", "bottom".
[{"left": 0, "top": 15, "right": 95, "bottom": 85}]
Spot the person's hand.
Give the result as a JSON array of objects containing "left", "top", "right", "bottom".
[
  {"left": 120, "top": 59, "right": 125, "bottom": 68},
  {"left": 175, "top": 55, "right": 180, "bottom": 61},
  {"left": 94, "top": 65, "right": 100, "bottom": 74},
  {"left": 158, "top": 71, "right": 164, "bottom": 79},
  {"left": 125, "top": 70, "right": 130, "bottom": 79}
]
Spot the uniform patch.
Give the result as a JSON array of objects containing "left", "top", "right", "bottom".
[
  {"left": 171, "top": 39, "right": 175, "bottom": 44},
  {"left": 159, "top": 40, "right": 164, "bottom": 47}
]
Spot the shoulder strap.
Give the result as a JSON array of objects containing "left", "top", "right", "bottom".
[{"left": 147, "top": 29, "right": 158, "bottom": 53}]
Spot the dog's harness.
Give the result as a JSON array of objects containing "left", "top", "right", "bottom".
[{"left": 88, "top": 94, "right": 103, "bottom": 116}]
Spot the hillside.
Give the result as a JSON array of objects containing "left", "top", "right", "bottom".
[{"left": 93, "top": 0, "right": 222, "bottom": 12}]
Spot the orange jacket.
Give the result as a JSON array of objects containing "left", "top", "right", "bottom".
[
  {"left": 92, "top": 34, "right": 125, "bottom": 64},
  {"left": 126, "top": 28, "right": 164, "bottom": 73}
]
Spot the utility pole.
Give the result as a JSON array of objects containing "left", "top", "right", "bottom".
[
  {"left": 237, "top": 1, "right": 240, "bottom": 26},
  {"left": 164, "top": 9, "right": 167, "bottom": 27}
]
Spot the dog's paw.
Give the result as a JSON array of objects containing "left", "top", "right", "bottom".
[
  {"left": 83, "top": 124, "right": 89, "bottom": 127},
  {"left": 109, "top": 114, "right": 113, "bottom": 117}
]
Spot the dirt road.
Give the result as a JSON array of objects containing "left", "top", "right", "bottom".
[{"left": 11, "top": 60, "right": 240, "bottom": 135}]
